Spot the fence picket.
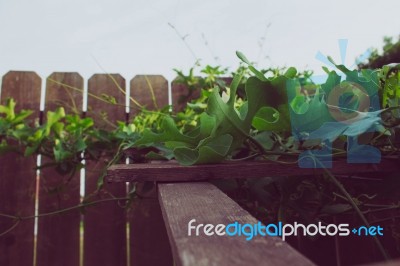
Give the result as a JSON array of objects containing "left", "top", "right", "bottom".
[
  {"left": 0, "top": 71, "right": 41, "bottom": 266},
  {"left": 130, "top": 75, "right": 169, "bottom": 114},
  {"left": 128, "top": 75, "right": 173, "bottom": 266},
  {"left": 84, "top": 74, "right": 127, "bottom": 266},
  {"left": 36, "top": 73, "right": 83, "bottom": 266}
]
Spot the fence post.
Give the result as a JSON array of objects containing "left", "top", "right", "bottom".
[
  {"left": 84, "top": 74, "right": 127, "bottom": 266},
  {"left": 129, "top": 75, "right": 173, "bottom": 266},
  {"left": 36, "top": 72, "right": 83, "bottom": 266}
]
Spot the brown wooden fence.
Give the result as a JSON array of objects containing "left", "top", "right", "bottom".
[
  {"left": 1, "top": 71, "right": 399, "bottom": 266},
  {"left": 0, "top": 71, "right": 193, "bottom": 266}
]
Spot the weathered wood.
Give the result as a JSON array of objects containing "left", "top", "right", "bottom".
[
  {"left": 45, "top": 72, "right": 84, "bottom": 114},
  {"left": 107, "top": 158, "right": 400, "bottom": 183},
  {"left": 36, "top": 72, "right": 83, "bottom": 266},
  {"left": 129, "top": 75, "right": 173, "bottom": 266},
  {"left": 0, "top": 71, "right": 41, "bottom": 266},
  {"left": 367, "top": 258, "right": 400, "bottom": 265},
  {"left": 158, "top": 182, "right": 315, "bottom": 266},
  {"left": 84, "top": 74, "right": 127, "bottom": 266},
  {"left": 86, "top": 73, "right": 126, "bottom": 127},
  {"left": 130, "top": 75, "right": 169, "bottom": 114},
  {"left": 128, "top": 191, "right": 173, "bottom": 266},
  {"left": 0, "top": 71, "right": 41, "bottom": 120}
]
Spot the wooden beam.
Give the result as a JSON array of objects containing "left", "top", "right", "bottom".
[
  {"left": 107, "top": 158, "right": 400, "bottom": 183},
  {"left": 158, "top": 182, "right": 315, "bottom": 266},
  {"left": 367, "top": 258, "right": 400, "bottom": 266}
]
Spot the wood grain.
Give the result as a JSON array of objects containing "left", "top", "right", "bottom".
[
  {"left": 86, "top": 73, "right": 126, "bottom": 127},
  {"left": 129, "top": 75, "right": 173, "bottom": 266},
  {"left": 158, "top": 182, "right": 315, "bottom": 266},
  {"left": 45, "top": 72, "right": 84, "bottom": 114},
  {"left": 128, "top": 193, "right": 173, "bottom": 266},
  {"left": 130, "top": 75, "right": 169, "bottom": 115},
  {"left": 0, "top": 71, "right": 41, "bottom": 266},
  {"left": 36, "top": 72, "right": 83, "bottom": 266},
  {"left": 368, "top": 258, "right": 400, "bottom": 266},
  {"left": 107, "top": 158, "right": 400, "bottom": 183},
  {"left": 84, "top": 74, "right": 127, "bottom": 266}
]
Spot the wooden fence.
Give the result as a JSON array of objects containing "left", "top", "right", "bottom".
[
  {"left": 0, "top": 71, "right": 194, "bottom": 266},
  {"left": 1, "top": 71, "right": 399, "bottom": 266}
]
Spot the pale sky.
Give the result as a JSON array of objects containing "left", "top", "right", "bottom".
[{"left": 0, "top": 0, "right": 399, "bottom": 82}]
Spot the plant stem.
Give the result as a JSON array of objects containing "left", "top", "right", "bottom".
[
  {"left": 0, "top": 220, "right": 20, "bottom": 237},
  {"left": 144, "top": 75, "right": 159, "bottom": 109},
  {"left": 167, "top": 22, "right": 198, "bottom": 62},
  {"left": 0, "top": 196, "right": 130, "bottom": 222},
  {"left": 318, "top": 159, "right": 390, "bottom": 261}
]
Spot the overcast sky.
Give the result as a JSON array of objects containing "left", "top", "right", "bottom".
[{"left": 0, "top": 0, "right": 399, "bottom": 82}]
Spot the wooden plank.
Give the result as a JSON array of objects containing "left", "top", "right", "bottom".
[
  {"left": 128, "top": 192, "right": 173, "bottom": 266},
  {"left": 85, "top": 74, "right": 127, "bottom": 128},
  {"left": 36, "top": 72, "right": 83, "bottom": 266},
  {"left": 45, "top": 72, "right": 83, "bottom": 114},
  {"left": 84, "top": 74, "right": 127, "bottom": 266},
  {"left": 130, "top": 75, "right": 169, "bottom": 115},
  {"left": 0, "top": 71, "right": 41, "bottom": 266},
  {"left": 366, "top": 258, "right": 400, "bottom": 265},
  {"left": 107, "top": 158, "right": 400, "bottom": 183},
  {"left": 129, "top": 75, "right": 173, "bottom": 266},
  {"left": 158, "top": 182, "right": 315, "bottom": 266}
]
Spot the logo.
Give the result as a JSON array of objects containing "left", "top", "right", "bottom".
[
  {"left": 286, "top": 39, "right": 382, "bottom": 168},
  {"left": 188, "top": 219, "right": 384, "bottom": 241}
]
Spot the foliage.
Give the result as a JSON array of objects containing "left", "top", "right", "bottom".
[
  {"left": 1, "top": 52, "right": 400, "bottom": 260},
  {"left": 358, "top": 35, "right": 400, "bottom": 69},
  {"left": 1, "top": 54, "right": 399, "bottom": 176}
]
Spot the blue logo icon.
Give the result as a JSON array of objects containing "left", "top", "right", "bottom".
[{"left": 286, "top": 39, "right": 382, "bottom": 168}]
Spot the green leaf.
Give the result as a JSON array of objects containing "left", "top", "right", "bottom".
[
  {"left": 327, "top": 56, "right": 351, "bottom": 73},
  {"left": 75, "top": 138, "right": 87, "bottom": 152},
  {"left": 236, "top": 51, "right": 267, "bottom": 81},
  {"left": 0, "top": 98, "right": 16, "bottom": 119},
  {"left": 101, "top": 94, "right": 117, "bottom": 104},
  {"left": 253, "top": 131, "right": 274, "bottom": 151},
  {"left": 173, "top": 134, "right": 233, "bottom": 165},
  {"left": 173, "top": 147, "right": 198, "bottom": 165},
  {"left": 290, "top": 95, "right": 309, "bottom": 114},
  {"left": 235, "top": 51, "right": 251, "bottom": 65},
  {"left": 206, "top": 74, "right": 290, "bottom": 154},
  {"left": 45, "top": 107, "right": 66, "bottom": 136},
  {"left": 53, "top": 139, "right": 72, "bottom": 162},
  {"left": 284, "top": 67, "right": 297, "bottom": 78},
  {"left": 253, "top": 107, "right": 278, "bottom": 125},
  {"left": 288, "top": 87, "right": 333, "bottom": 133},
  {"left": 252, "top": 105, "right": 290, "bottom": 131},
  {"left": 308, "top": 109, "right": 385, "bottom": 142},
  {"left": 134, "top": 116, "right": 196, "bottom": 147},
  {"left": 134, "top": 112, "right": 233, "bottom": 165},
  {"left": 12, "top": 110, "right": 33, "bottom": 124},
  {"left": 145, "top": 146, "right": 175, "bottom": 160},
  {"left": 24, "top": 145, "right": 39, "bottom": 157}
]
